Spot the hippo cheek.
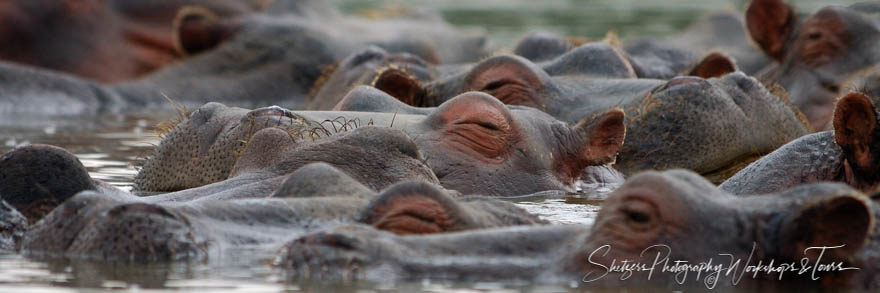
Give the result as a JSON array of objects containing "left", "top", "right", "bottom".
[{"left": 66, "top": 203, "right": 205, "bottom": 261}]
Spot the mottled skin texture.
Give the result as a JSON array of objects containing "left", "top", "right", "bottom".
[
  {"left": 0, "top": 0, "right": 265, "bottom": 82},
  {"left": 279, "top": 170, "right": 879, "bottom": 290},
  {"left": 138, "top": 93, "right": 625, "bottom": 196},
  {"left": 340, "top": 58, "right": 809, "bottom": 182},
  {"left": 722, "top": 92, "right": 880, "bottom": 195},
  {"left": 746, "top": 0, "right": 880, "bottom": 130},
  {"left": 7, "top": 159, "right": 541, "bottom": 261},
  {"left": 624, "top": 10, "right": 770, "bottom": 79}
]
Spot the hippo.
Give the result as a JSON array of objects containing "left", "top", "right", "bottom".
[
  {"left": 721, "top": 92, "right": 880, "bottom": 195},
  {"left": 14, "top": 167, "right": 543, "bottom": 261},
  {"left": 745, "top": 0, "right": 880, "bottom": 130},
  {"left": 304, "top": 46, "right": 438, "bottom": 111},
  {"left": 0, "top": 0, "right": 269, "bottom": 82},
  {"left": 2, "top": 122, "right": 438, "bottom": 221},
  {"left": 0, "top": 0, "right": 488, "bottom": 84},
  {"left": 0, "top": 2, "right": 490, "bottom": 115},
  {"left": 278, "top": 169, "right": 879, "bottom": 290},
  {"left": 623, "top": 10, "right": 770, "bottom": 79},
  {"left": 135, "top": 92, "right": 626, "bottom": 197},
  {"left": 335, "top": 58, "right": 809, "bottom": 182}
]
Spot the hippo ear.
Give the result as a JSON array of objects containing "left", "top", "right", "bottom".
[
  {"left": 685, "top": 52, "right": 738, "bottom": 79},
  {"left": 172, "top": 6, "right": 239, "bottom": 56},
  {"left": 558, "top": 108, "right": 626, "bottom": 181},
  {"left": 229, "top": 127, "right": 293, "bottom": 177},
  {"left": 833, "top": 93, "right": 878, "bottom": 170},
  {"left": 464, "top": 55, "right": 549, "bottom": 108},
  {"left": 356, "top": 181, "right": 472, "bottom": 235},
  {"left": 746, "top": 0, "right": 797, "bottom": 61},
  {"left": 779, "top": 194, "right": 872, "bottom": 263},
  {"left": 371, "top": 67, "right": 427, "bottom": 107}
]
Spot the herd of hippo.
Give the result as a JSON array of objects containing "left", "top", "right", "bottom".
[{"left": 2, "top": 0, "right": 880, "bottom": 290}]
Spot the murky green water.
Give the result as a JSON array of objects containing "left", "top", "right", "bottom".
[{"left": 0, "top": 0, "right": 865, "bottom": 291}]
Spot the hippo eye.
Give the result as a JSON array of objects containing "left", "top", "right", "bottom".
[
  {"left": 446, "top": 116, "right": 511, "bottom": 162},
  {"left": 626, "top": 210, "right": 651, "bottom": 223},
  {"left": 822, "top": 82, "right": 840, "bottom": 93},
  {"left": 808, "top": 32, "right": 822, "bottom": 40},
  {"left": 482, "top": 80, "right": 507, "bottom": 91},
  {"left": 619, "top": 198, "right": 659, "bottom": 232}
]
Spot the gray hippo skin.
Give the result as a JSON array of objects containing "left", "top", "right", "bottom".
[
  {"left": 12, "top": 163, "right": 542, "bottom": 261},
  {"left": 0, "top": 0, "right": 269, "bottom": 82},
  {"left": 722, "top": 92, "right": 880, "bottom": 195},
  {"left": 1, "top": 120, "right": 439, "bottom": 221},
  {"left": 336, "top": 56, "right": 809, "bottom": 182},
  {"left": 136, "top": 93, "right": 626, "bottom": 197},
  {"left": 745, "top": 0, "right": 880, "bottom": 130},
  {"left": 624, "top": 10, "right": 769, "bottom": 78},
  {"left": 0, "top": 0, "right": 485, "bottom": 83},
  {"left": 0, "top": 2, "right": 490, "bottom": 115},
  {"left": 279, "top": 169, "right": 879, "bottom": 290}
]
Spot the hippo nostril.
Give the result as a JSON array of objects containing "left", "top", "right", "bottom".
[{"left": 656, "top": 76, "right": 704, "bottom": 92}]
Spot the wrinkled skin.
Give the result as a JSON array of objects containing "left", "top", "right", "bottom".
[
  {"left": 624, "top": 10, "right": 770, "bottom": 79},
  {"left": 278, "top": 169, "right": 880, "bottom": 290},
  {"left": 746, "top": 0, "right": 880, "bottom": 130},
  {"left": 137, "top": 93, "right": 626, "bottom": 196},
  {"left": 0, "top": 2, "right": 490, "bottom": 115},
  {"left": 340, "top": 55, "right": 809, "bottom": 182},
  {"left": 722, "top": 92, "right": 880, "bottom": 195},
  {"left": 0, "top": 0, "right": 267, "bottom": 82}
]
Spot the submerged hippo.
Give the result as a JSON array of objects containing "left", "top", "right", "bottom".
[
  {"left": 10, "top": 163, "right": 542, "bottom": 260},
  {"left": 336, "top": 57, "right": 809, "bottom": 182},
  {"left": 0, "top": 0, "right": 267, "bottom": 82},
  {"left": 624, "top": 10, "right": 769, "bottom": 79},
  {"left": 0, "top": 0, "right": 487, "bottom": 84},
  {"left": 136, "top": 92, "right": 626, "bottom": 197},
  {"left": 2, "top": 122, "right": 438, "bottom": 222},
  {"left": 745, "top": 0, "right": 880, "bottom": 130},
  {"left": 278, "top": 169, "right": 879, "bottom": 290},
  {"left": 0, "top": 2, "right": 489, "bottom": 115},
  {"left": 722, "top": 92, "right": 880, "bottom": 195}
]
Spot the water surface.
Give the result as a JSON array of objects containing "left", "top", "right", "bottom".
[{"left": 0, "top": 0, "right": 864, "bottom": 291}]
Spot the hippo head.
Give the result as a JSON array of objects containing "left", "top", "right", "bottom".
[
  {"left": 746, "top": 0, "right": 880, "bottom": 130},
  {"left": 135, "top": 102, "right": 317, "bottom": 192},
  {"left": 306, "top": 46, "right": 436, "bottom": 110},
  {"left": 833, "top": 92, "right": 880, "bottom": 192},
  {"left": 24, "top": 191, "right": 206, "bottom": 261},
  {"left": 513, "top": 31, "right": 575, "bottom": 63},
  {"left": 569, "top": 170, "right": 874, "bottom": 288},
  {"left": 336, "top": 88, "right": 627, "bottom": 196},
  {"left": 356, "top": 181, "right": 545, "bottom": 235},
  {"left": 0, "top": 0, "right": 259, "bottom": 82},
  {"left": 0, "top": 144, "right": 97, "bottom": 222},
  {"left": 135, "top": 102, "right": 438, "bottom": 192}
]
